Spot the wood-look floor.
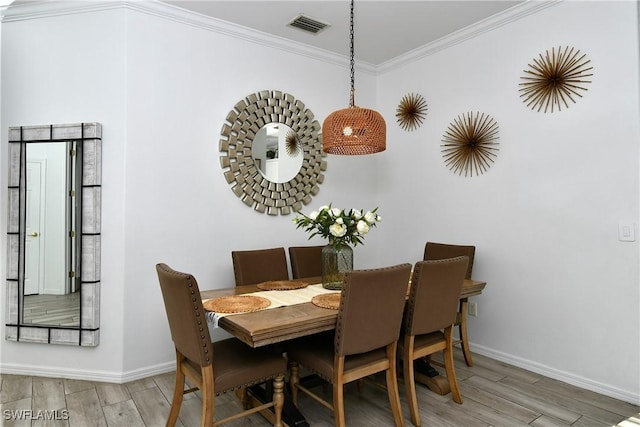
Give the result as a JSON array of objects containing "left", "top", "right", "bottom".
[
  {"left": 0, "top": 350, "right": 638, "bottom": 427},
  {"left": 22, "top": 293, "right": 80, "bottom": 327}
]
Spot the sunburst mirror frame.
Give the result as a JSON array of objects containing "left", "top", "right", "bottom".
[
  {"left": 396, "top": 92, "right": 428, "bottom": 131},
  {"left": 219, "top": 90, "right": 326, "bottom": 215},
  {"left": 441, "top": 111, "right": 500, "bottom": 177},
  {"left": 519, "top": 45, "right": 593, "bottom": 113}
]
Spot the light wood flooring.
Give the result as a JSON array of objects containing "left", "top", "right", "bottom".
[
  {"left": 22, "top": 293, "right": 80, "bottom": 327},
  {"left": 0, "top": 350, "right": 638, "bottom": 426}
]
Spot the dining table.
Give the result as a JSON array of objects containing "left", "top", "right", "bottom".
[
  {"left": 200, "top": 276, "right": 486, "bottom": 427},
  {"left": 201, "top": 276, "right": 486, "bottom": 348}
]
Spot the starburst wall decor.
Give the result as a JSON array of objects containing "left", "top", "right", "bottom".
[
  {"left": 519, "top": 46, "right": 593, "bottom": 113},
  {"left": 396, "top": 93, "right": 428, "bottom": 131},
  {"left": 285, "top": 129, "right": 302, "bottom": 157},
  {"left": 441, "top": 111, "right": 499, "bottom": 177}
]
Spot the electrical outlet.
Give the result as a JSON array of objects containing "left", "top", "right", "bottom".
[
  {"left": 468, "top": 302, "right": 478, "bottom": 317},
  {"left": 619, "top": 221, "right": 636, "bottom": 242}
]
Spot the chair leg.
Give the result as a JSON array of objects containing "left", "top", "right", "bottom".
[
  {"left": 273, "top": 375, "right": 285, "bottom": 427},
  {"left": 458, "top": 298, "right": 474, "bottom": 367},
  {"left": 333, "top": 356, "right": 346, "bottom": 427},
  {"left": 200, "top": 365, "right": 215, "bottom": 427},
  {"left": 443, "top": 327, "right": 462, "bottom": 404},
  {"left": 237, "top": 387, "right": 250, "bottom": 410},
  {"left": 289, "top": 360, "right": 299, "bottom": 405},
  {"left": 385, "top": 343, "right": 405, "bottom": 427},
  {"left": 403, "top": 337, "right": 420, "bottom": 427},
  {"left": 166, "top": 362, "right": 186, "bottom": 427}
]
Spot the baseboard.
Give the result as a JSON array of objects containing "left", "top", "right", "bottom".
[
  {"left": 470, "top": 343, "right": 640, "bottom": 405},
  {"left": 0, "top": 361, "right": 175, "bottom": 384},
  {"left": 2, "top": 345, "right": 639, "bottom": 406}
]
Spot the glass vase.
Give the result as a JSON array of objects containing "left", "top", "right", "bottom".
[{"left": 321, "top": 244, "right": 354, "bottom": 290}]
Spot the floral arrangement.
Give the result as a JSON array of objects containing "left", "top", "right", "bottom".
[{"left": 293, "top": 205, "right": 381, "bottom": 249}]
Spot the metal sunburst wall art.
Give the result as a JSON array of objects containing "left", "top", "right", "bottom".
[
  {"left": 441, "top": 111, "right": 500, "bottom": 177},
  {"left": 285, "top": 129, "right": 302, "bottom": 157},
  {"left": 396, "top": 92, "right": 428, "bottom": 131},
  {"left": 519, "top": 46, "right": 593, "bottom": 113}
]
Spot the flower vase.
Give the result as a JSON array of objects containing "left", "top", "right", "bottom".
[{"left": 321, "top": 244, "right": 354, "bottom": 290}]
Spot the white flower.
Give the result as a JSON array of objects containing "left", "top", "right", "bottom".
[
  {"left": 329, "top": 222, "right": 347, "bottom": 237},
  {"left": 331, "top": 208, "right": 342, "bottom": 217},
  {"left": 336, "top": 217, "right": 344, "bottom": 225},
  {"left": 352, "top": 209, "right": 362, "bottom": 220},
  {"left": 376, "top": 215, "right": 382, "bottom": 222},
  {"left": 318, "top": 205, "right": 329, "bottom": 212},
  {"left": 364, "top": 211, "right": 377, "bottom": 223},
  {"left": 356, "top": 220, "right": 370, "bottom": 235},
  {"left": 309, "top": 211, "right": 319, "bottom": 220}
]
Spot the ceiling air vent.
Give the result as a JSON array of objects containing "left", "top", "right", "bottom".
[{"left": 287, "top": 14, "right": 330, "bottom": 35}]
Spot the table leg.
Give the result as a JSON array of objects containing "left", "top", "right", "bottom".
[
  {"left": 413, "top": 358, "right": 451, "bottom": 396},
  {"left": 248, "top": 382, "right": 310, "bottom": 427}
]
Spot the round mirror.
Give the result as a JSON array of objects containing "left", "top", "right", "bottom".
[
  {"left": 252, "top": 123, "right": 303, "bottom": 183},
  {"left": 219, "top": 90, "right": 326, "bottom": 215}
]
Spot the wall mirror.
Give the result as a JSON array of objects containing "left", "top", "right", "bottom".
[
  {"left": 219, "top": 90, "right": 326, "bottom": 215},
  {"left": 6, "top": 123, "right": 101, "bottom": 346}
]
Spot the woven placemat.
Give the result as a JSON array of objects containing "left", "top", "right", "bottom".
[
  {"left": 203, "top": 295, "right": 271, "bottom": 314},
  {"left": 256, "top": 280, "right": 309, "bottom": 291},
  {"left": 311, "top": 293, "right": 341, "bottom": 310}
]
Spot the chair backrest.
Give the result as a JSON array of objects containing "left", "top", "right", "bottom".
[
  {"left": 405, "top": 257, "right": 469, "bottom": 337},
  {"left": 289, "top": 245, "right": 324, "bottom": 279},
  {"left": 423, "top": 242, "right": 475, "bottom": 279},
  {"left": 335, "top": 263, "right": 412, "bottom": 357},
  {"left": 156, "top": 263, "right": 213, "bottom": 367},
  {"left": 231, "top": 247, "right": 289, "bottom": 286}
]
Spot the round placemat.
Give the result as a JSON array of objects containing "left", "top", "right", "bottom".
[
  {"left": 203, "top": 295, "right": 271, "bottom": 314},
  {"left": 257, "top": 280, "right": 309, "bottom": 291},
  {"left": 311, "top": 293, "right": 341, "bottom": 310}
]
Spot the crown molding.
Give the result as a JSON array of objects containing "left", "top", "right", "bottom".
[
  {"left": 377, "top": 0, "right": 562, "bottom": 73},
  {"left": 1, "top": 0, "right": 558, "bottom": 76},
  {"left": 1, "top": 0, "right": 376, "bottom": 75}
]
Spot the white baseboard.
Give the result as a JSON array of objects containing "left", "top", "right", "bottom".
[
  {"left": 470, "top": 343, "right": 640, "bottom": 406},
  {"left": 0, "top": 361, "right": 175, "bottom": 384},
  {"left": 2, "top": 345, "right": 639, "bottom": 406}
]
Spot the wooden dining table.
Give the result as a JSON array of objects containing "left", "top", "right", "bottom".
[
  {"left": 201, "top": 276, "right": 486, "bottom": 348},
  {"left": 201, "top": 276, "right": 486, "bottom": 427}
]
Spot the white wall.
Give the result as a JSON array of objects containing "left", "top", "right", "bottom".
[
  {"left": 1, "top": 6, "right": 128, "bottom": 379},
  {"left": 377, "top": 1, "right": 639, "bottom": 403},
  {"left": 0, "top": 0, "right": 638, "bottom": 404},
  {"left": 0, "top": 1, "right": 381, "bottom": 380}
]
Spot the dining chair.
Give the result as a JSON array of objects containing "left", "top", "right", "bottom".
[
  {"left": 288, "top": 245, "right": 324, "bottom": 279},
  {"left": 231, "top": 247, "right": 289, "bottom": 286},
  {"left": 401, "top": 257, "right": 468, "bottom": 426},
  {"left": 423, "top": 241, "right": 476, "bottom": 366},
  {"left": 288, "top": 263, "right": 412, "bottom": 427},
  {"left": 156, "top": 263, "right": 286, "bottom": 427}
]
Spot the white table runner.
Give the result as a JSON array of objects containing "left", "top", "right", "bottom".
[{"left": 204, "top": 284, "right": 339, "bottom": 333}]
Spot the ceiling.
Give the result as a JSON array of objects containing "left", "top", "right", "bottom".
[{"left": 161, "top": 1, "right": 524, "bottom": 66}]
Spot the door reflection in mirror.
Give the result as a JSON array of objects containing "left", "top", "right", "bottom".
[
  {"left": 23, "top": 141, "right": 79, "bottom": 327},
  {"left": 252, "top": 123, "right": 303, "bottom": 183}
]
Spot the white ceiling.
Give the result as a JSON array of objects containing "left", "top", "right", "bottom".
[{"left": 161, "top": 1, "right": 524, "bottom": 66}]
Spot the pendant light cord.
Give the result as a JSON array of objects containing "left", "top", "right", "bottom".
[{"left": 349, "top": 0, "right": 355, "bottom": 107}]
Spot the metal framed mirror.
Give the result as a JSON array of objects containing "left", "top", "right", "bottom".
[
  {"left": 6, "top": 122, "right": 101, "bottom": 346},
  {"left": 219, "top": 90, "right": 326, "bottom": 215}
]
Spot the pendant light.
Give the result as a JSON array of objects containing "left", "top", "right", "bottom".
[{"left": 323, "top": 0, "right": 386, "bottom": 155}]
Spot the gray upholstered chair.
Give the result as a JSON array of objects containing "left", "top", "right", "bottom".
[
  {"left": 288, "top": 263, "right": 412, "bottom": 427},
  {"left": 423, "top": 241, "right": 476, "bottom": 366},
  {"left": 401, "top": 257, "right": 469, "bottom": 426},
  {"left": 288, "top": 245, "right": 324, "bottom": 279},
  {"left": 156, "top": 263, "right": 286, "bottom": 427},
  {"left": 231, "top": 247, "right": 289, "bottom": 286}
]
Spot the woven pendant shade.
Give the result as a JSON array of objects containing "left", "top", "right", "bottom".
[
  {"left": 323, "top": 106, "right": 386, "bottom": 155},
  {"left": 322, "top": 0, "right": 386, "bottom": 155}
]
